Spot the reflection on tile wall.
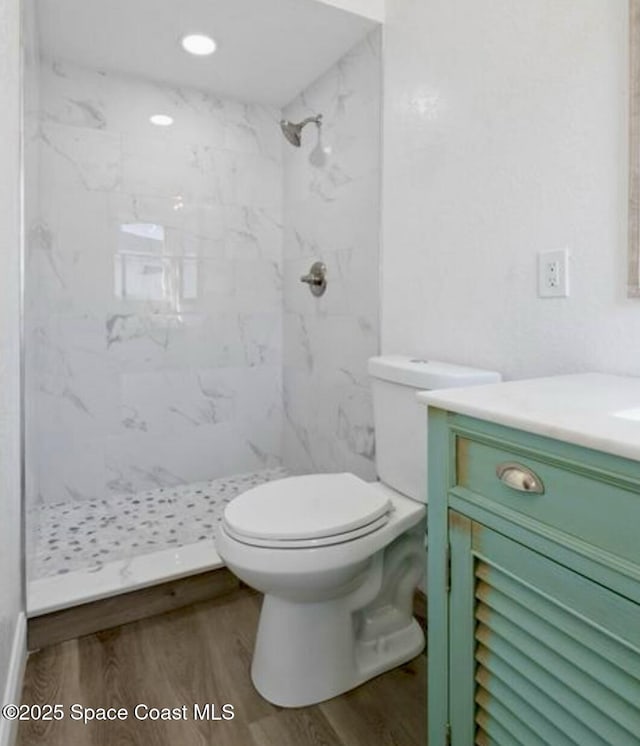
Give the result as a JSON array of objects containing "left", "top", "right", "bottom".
[
  {"left": 282, "top": 30, "right": 381, "bottom": 479},
  {"left": 26, "top": 58, "right": 284, "bottom": 506}
]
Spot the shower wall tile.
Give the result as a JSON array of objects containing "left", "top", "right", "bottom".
[
  {"left": 283, "top": 371, "right": 375, "bottom": 478},
  {"left": 103, "top": 412, "right": 282, "bottom": 496},
  {"left": 282, "top": 30, "right": 381, "bottom": 480},
  {"left": 35, "top": 430, "right": 108, "bottom": 503},
  {"left": 101, "top": 310, "right": 281, "bottom": 373},
  {"left": 40, "top": 123, "right": 122, "bottom": 192},
  {"left": 26, "top": 59, "right": 284, "bottom": 507},
  {"left": 118, "top": 365, "right": 281, "bottom": 436},
  {"left": 39, "top": 58, "right": 281, "bottom": 161}
]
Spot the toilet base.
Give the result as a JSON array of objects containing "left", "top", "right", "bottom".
[{"left": 250, "top": 593, "right": 424, "bottom": 708}]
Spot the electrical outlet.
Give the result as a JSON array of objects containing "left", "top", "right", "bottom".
[{"left": 538, "top": 249, "right": 569, "bottom": 298}]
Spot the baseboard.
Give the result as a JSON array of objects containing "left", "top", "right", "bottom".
[{"left": 0, "top": 612, "right": 27, "bottom": 746}]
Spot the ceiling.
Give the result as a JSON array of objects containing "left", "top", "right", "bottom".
[{"left": 36, "top": 0, "right": 378, "bottom": 107}]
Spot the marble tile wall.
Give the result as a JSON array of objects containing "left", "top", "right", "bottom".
[
  {"left": 25, "top": 59, "right": 285, "bottom": 510},
  {"left": 282, "top": 30, "right": 382, "bottom": 479}
]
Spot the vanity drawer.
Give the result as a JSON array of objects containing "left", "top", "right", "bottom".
[{"left": 455, "top": 435, "right": 640, "bottom": 566}]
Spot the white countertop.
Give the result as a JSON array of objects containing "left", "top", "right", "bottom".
[{"left": 417, "top": 373, "right": 640, "bottom": 462}]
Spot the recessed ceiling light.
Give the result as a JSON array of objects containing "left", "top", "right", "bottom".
[
  {"left": 150, "top": 114, "right": 174, "bottom": 127},
  {"left": 181, "top": 33, "right": 217, "bottom": 56}
]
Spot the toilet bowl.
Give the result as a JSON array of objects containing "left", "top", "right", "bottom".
[
  {"left": 216, "top": 356, "right": 501, "bottom": 707},
  {"left": 217, "top": 474, "right": 426, "bottom": 707}
]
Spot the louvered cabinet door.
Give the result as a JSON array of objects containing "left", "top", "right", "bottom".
[{"left": 448, "top": 512, "right": 640, "bottom": 746}]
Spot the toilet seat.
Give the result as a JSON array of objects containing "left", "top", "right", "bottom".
[
  {"left": 223, "top": 473, "right": 393, "bottom": 549},
  {"left": 223, "top": 512, "right": 391, "bottom": 549}
]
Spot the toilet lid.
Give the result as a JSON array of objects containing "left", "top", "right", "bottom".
[{"left": 223, "top": 473, "right": 392, "bottom": 543}]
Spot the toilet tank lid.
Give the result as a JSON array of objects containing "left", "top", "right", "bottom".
[{"left": 368, "top": 355, "right": 501, "bottom": 390}]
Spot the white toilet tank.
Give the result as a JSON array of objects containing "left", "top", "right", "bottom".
[{"left": 368, "top": 356, "right": 501, "bottom": 503}]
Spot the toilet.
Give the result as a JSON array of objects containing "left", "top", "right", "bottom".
[{"left": 216, "top": 356, "right": 501, "bottom": 707}]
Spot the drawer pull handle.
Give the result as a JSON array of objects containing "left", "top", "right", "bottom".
[{"left": 496, "top": 462, "right": 545, "bottom": 494}]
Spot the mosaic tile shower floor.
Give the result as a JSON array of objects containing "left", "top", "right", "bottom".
[{"left": 30, "top": 467, "right": 289, "bottom": 580}]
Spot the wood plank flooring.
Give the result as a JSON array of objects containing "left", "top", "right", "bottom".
[{"left": 18, "top": 589, "right": 427, "bottom": 746}]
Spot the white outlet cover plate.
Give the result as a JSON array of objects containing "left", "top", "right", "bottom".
[{"left": 538, "top": 248, "right": 569, "bottom": 298}]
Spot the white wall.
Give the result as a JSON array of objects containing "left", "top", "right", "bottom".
[
  {"left": 26, "top": 59, "right": 284, "bottom": 510},
  {"left": 282, "top": 30, "right": 382, "bottom": 478},
  {"left": 0, "top": 0, "right": 26, "bottom": 733},
  {"left": 382, "top": 0, "right": 637, "bottom": 381}
]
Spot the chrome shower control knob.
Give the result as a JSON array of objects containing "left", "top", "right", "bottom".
[{"left": 300, "top": 261, "right": 327, "bottom": 297}]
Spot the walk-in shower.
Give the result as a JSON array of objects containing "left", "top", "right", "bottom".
[{"left": 22, "top": 0, "right": 382, "bottom": 616}]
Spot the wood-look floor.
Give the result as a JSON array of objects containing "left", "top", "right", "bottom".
[{"left": 18, "top": 589, "right": 427, "bottom": 746}]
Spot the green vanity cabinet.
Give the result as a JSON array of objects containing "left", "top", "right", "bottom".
[{"left": 427, "top": 408, "right": 640, "bottom": 746}]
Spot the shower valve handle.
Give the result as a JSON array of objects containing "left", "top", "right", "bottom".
[{"left": 300, "top": 261, "right": 327, "bottom": 297}]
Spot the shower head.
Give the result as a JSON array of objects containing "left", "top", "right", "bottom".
[{"left": 280, "top": 114, "right": 323, "bottom": 147}]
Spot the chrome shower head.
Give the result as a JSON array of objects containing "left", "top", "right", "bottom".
[{"left": 280, "top": 114, "right": 322, "bottom": 147}]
